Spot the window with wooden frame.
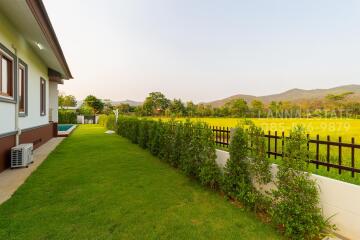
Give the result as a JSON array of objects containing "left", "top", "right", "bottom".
[
  {"left": 40, "top": 78, "right": 46, "bottom": 116},
  {"left": 18, "top": 62, "right": 27, "bottom": 115},
  {"left": 0, "top": 51, "right": 14, "bottom": 98}
]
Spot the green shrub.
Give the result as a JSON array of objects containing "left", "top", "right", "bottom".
[
  {"left": 106, "top": 115, "right": 116, "bottom": 130},
  {"left": 271, "top": 125, "right": 329, "bottom": 240},
  {"left": 118, "top": 117, "right": 139, "bottom": 143},
  {"left": 115, "top": 118, "right": 333, "bottom": 239},
  {"left": 148, "top": 120, "right": 164, "bottom": 156},
  {"left": 222, "top": 126, "right": 255, "bottom": 208},
  {"left": 247, "top": 123, "right": 271, "bottom": 185},
  {"left": 58, "top": 110, "right": 77, "bottom": 124},
  {"left": 180, "top": 122, "right": 217, "bottom": 180},
  {"left": 158, "top": 120, "right": 182, "bottom": 167},
  {"left": 138, "top": 120, "right": 150, "bottom": 149},
  {"left": 98, "top": 114, "right": 117, "bottom": 131},
  {"left": 117, "top": 117, "right": 220, "bottom": 188},
  {"left": 98, "top": 114, "right": 108, "bottom": 126},
  {"left": 199, "top": 159, "right": 221, "bottom": 189}
]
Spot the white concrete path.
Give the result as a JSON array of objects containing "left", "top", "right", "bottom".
[{"left": 0, "top": 137, "right": 64, "bottom": 205}]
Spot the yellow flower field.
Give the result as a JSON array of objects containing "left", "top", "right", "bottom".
[{"left": 153, "top": 117, "right": 360, "bottom": 142}]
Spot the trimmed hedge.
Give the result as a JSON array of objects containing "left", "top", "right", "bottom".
[
  {"left": 116, "top": 117, "right": 221, "bottom": 189},
  {"left": 99, "top": 115, "right": 332, "bottom": 239},
  {"left": 98, "top": 114, "right": 117, "bottom": 130},
  {"left": 58, "top": 110, "right": 77, "bottom": 124}
]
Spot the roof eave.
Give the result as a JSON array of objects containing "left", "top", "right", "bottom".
[{"left": 26, "top": 0, "right": 73, "bottom": 80}]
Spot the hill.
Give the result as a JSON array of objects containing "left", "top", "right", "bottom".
[
  {"left": 207, "top": 84, "right": 360, "bottom": 107},
  {"left": 111, "top": 100, "right": 142, "bottom": 106}
]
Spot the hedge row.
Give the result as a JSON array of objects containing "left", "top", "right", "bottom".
[
  {"left": 115, "top": 117, "right": 221, "bottom": 188},
  {"left": 99, "top": 116, "right": 221, "bottom": 187},
  {"left": 99, "top": 116, "right": 331, "bottom": 239},
  {"left": 58, "top": 110, "right": 77, "bottom": 124},
  {"left": 98, "top": 114, "right": 117, "bottom": 131}
]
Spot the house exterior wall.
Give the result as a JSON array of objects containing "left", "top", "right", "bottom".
[
  {"left": 0, "top": 11, "right": 51, "bottom": 135},
  {"left": 49, "top": 81, "right": 58, "bottom": 122},
  {"left": 0, "top": 11, "right": 59, "bottom": 172}
]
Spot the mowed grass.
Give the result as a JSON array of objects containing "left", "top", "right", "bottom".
[
  {"left": 0, "top": 125, "right": 281, "bottom": 240},
  {"left": 152, "top": 117, "right": 360, "bottom": 185}
]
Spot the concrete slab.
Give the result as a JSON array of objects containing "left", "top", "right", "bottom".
[{"left": 0, "top": 137, "right": 64, "bottom": 205}]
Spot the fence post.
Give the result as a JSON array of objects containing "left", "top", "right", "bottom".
[
  {"left": 281, "top": 131, "right": 285, "bottom": 159},
  {"left": 352, "top": 137, "right": 355, "bottom": 177},
  {"left": 274, "top": 131, "right": 278, "bottom": 159},
  {"left": 339, "top": 136, "right": 342, "bottom": 174},
  {"left": 327, "top": 136, "right": 330, "bottom": 172},
  {"left": 267, "top": 130, "right": 271, "bottom": 158},
  {"left": 316, "top": 134, "right": 319, "bottom": 169},
  {"left": 306, "top": 134, "right": 310, "bottom": 162},
  {"left": 215, "top": 126, "right": 218, "bottom": 146},
  {"left": 226, "top": 127, "right": 229, "bottom": 147},
  {"left": 222, "top": 127, "right": 225, "bottom": 148}
]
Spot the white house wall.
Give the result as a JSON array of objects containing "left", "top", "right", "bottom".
[
  {"left": 0, "top": 11, "right": 50, "bottom": 134},
  {"left": 48, "top": 81, "right": 58, "bottom": 122},
  {"left": 0, "top": 102, "right": 15, "bottom": 133}
]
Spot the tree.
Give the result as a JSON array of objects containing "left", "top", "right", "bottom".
[
  {"left": 250, "top": 100, "right": 264, "bottom": 117},
  {"left": 84, "top": 95, "right": 104, "bottom": 114},
  {"left": 117, "top": 103, "right": 131, "bottom": 114},
  {"left": 326, "top": 92, "right": 354, "bottom": 115},
  {"left": 197, "top": 104, "right": 213, "bottom": 117},
  {"left": 326, "top": 91, "right": 354, "bottom": 102},
  {"left": 268, "top": 101, "right": 278, "bottom": 117},
  {"left": 186, "top": 101, "right": 197, "bottom": 117},
  {"left": 58, "top": 94, "right": 77, "bottom": 108},
  {"left": 228, "top": 99, "right": 249, "bottom": 117},
  {"left": 142, "top": 92, "right": 170, "bottom": 116},
  {"left": 168, "top": 99, "right": 186, "bottom": 116},
  {"left": 102, "top": 100, "right": 114, "bottom": 115}
]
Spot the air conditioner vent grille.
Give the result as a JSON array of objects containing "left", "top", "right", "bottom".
[{"left": 11, "top": 144, "right": 33, "bottom": 168}]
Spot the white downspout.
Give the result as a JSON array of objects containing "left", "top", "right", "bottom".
[{"left": 12, "top": 45, "right": 21, "bottom": 145}]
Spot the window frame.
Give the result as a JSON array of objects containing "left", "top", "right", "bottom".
[
  {"left": 0, "top": 43, "right": 16, "bottom": 103},
  {"left": 40, "top": 77, "right": 46, "bottom": 116},
  {"left": 18, "top": 59, "right": 28, "bottom": 117}
]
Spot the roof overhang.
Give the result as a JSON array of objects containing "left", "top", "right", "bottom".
[{"left": 0, "top": 0, "right": 73, "bottom": 80}]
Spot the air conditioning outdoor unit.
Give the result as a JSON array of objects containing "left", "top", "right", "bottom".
[{"left": 11, "top": 144, "right": 33, "bottom": 168}]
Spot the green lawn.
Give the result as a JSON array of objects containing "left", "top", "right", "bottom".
[{"left": 0, "top": 125, "right": 281, "bottom": 240}]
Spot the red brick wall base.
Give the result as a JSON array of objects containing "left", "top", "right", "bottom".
[{"left": 0, "top": 122, "right": 57, "bottom": 173}]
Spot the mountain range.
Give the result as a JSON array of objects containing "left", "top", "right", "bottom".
[{"left": 206, "top": 84, "right": 360, "bottom": 107}]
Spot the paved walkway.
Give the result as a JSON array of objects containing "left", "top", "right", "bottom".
[{"left": 0, "top": 137, "right": 64, "bottom": 205}]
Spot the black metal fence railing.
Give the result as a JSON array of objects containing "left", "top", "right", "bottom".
[{"left": 211, "top": 126, "right": 360, "bottom": 177}]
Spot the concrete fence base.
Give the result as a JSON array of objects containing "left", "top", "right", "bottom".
[{"left": 215, "top": 149, "right": 360, "bottom": 240}]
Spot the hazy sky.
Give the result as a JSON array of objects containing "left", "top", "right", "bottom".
[{"left": 44, "top": 0, "right": 360, "bottom": 103}]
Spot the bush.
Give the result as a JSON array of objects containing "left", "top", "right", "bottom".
[
  {"left": 118, "top": 117, "right": 139, "bottom": 143},
  {"left": 98, "top": 114, "right": 117, "bottom": 131},
  {"left": 58, "top": 110, "right": 77, "bottom": 124},
  {"left": 271, "top": 125, "right": 329, "bottom": 240},
  {"left": 108, "top": 117, "right": 332, "bottom": 239},
  {"left": 117, "top": 117, "right": 220, "bottom": 188},
  {"left": 247, "top": 123, "right": 271, "bottom": 185},
  {"left": 222, "top": 126, "right": 254, "bottom": 207},
  {"left": 98, "top": 114, "right": 108, "bottom": 126},
  {"left": 106, "top": 115, "right": 116, "bottom": 130},
  {"left": 199, "top": 159, "right": 221, "bottom": 189},
  {"left": 138, "top": 120, "right": 150, "bottom": 149}
]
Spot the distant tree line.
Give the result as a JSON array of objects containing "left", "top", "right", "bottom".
[
  {"left": 59, "top": 91, "right": 360, "bottom": 118},
  {"left": 133, "top": 91, "right": 360, "bottom": 118}
]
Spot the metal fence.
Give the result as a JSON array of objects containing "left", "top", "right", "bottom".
[{"left": 211, "top": 126, "right": 360, "bottom": 177}]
